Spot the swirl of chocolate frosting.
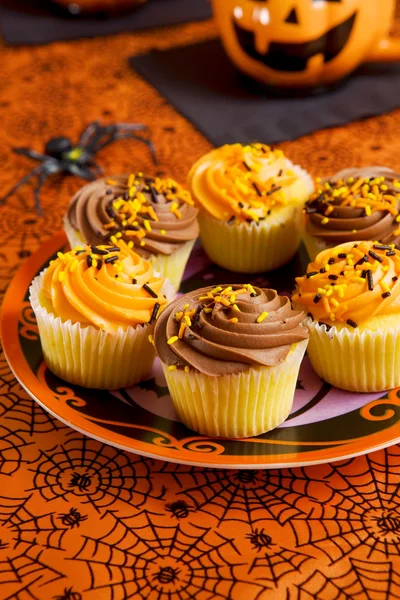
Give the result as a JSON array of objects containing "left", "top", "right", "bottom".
[
  {"left": 66, "top": 174, "right": 199, "bottom": 256},
  {"left": 154, "top": 284, "right": 308, "bottom": 376},
  {"left": 305, "top": 167, "right": 400, "bottom": 246}
]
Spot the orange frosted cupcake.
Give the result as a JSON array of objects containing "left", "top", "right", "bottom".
[
  {"left": 293, "top": 240, "right": 400, "bottom": 392},
  {"left": 188, "top": 143, "right": 313, "bottom": 273},
  {"left": 29, "top": 242, "right": 169, "bottom": 389},
  {"left": 64, "top": 173, "right": 199, "bottom": 290}
]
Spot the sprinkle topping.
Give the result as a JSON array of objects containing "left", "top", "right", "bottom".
[{"left": 293, "top": 240, "right": 400, "bottom": 326}]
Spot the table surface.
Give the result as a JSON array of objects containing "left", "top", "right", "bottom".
[{"left": 2, "top": 12, "right": 400, "bottom": 600}]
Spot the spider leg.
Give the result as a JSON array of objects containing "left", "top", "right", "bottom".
[
  {"left": 95, "top": 132, "right": 158, "bottom": 165},
  {"left": 67, "top": 164, "right": 98, "bottom": 180},
  {"left": 110, "top": 123, "right": 150, "bottom": 132},
  {"left": 13, "top": 148, "right": 52, "bottom": 162},
  {"left": 33, "top": 171, "right": 49, "bottom": 217},
  {"left": 77, "top": 121, "right": 102, "bottom": 147},
  {"left": 0, "top": 165, "right": 46, "bottom": 209}
]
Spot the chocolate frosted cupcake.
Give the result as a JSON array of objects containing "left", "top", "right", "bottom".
[
  {"left": 154, "top": 284, "right": 308, "bottom": 438},
  {"left": 64, "top": 174, "right": 199, "bottom": 290},
  {"left": 303, "top": 167, "right": 400, "bottom": 260}
]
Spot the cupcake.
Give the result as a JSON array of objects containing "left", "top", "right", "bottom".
[
  {"left": 292, "top": 240, "right": 400, "bottom": 392},
  {"left": 64, "top": 173, "right": 199, "bottom": 291},
  {"left": 29, "top": 241, "right": 169, "bottom": 389},
  {"left": 187, "top": 143, "right": 313, "bottom": 273},
  {"left": 303, "top": 167, "right": 400, "bottom": 261},
  {"left": 154, "top": 284, "right": 308, "bottom": 438}
]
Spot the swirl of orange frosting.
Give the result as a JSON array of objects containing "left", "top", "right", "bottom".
[
  {"left": 293, "top": 241, "right": 400, "bottom": 327},
  {"left": 188, "top": 142, "right": 312, "bottom": 223},
  {"left": 41, "top": 242, "right": 167, "bottom": 332}
]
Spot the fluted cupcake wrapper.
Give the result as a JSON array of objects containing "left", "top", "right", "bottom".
[
  {"left": 307, "top": 320, "right": 400, "bottom": 392},
  {"left": 63, "top": 216, "right": 194, "bottom": 291},
  {"left": 147, "top": 239, "right": 196, "bottom": 291},
  {"left": 30, "top": 274, "right": 156, "bottom": 389},
  {"left": 302, "top": 230, "right": 332, "bottom": 262},
  {"left": 162, "top": 340, "right": 308, "bottom": 438},
  {"left": 198, "top": 206, "right": 303, "bottom": 273}
]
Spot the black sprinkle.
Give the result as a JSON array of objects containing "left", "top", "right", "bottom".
[
  {"left": 319, "top": 322, "right": 332, "bottom": 332},
  {"left": 373, "top": 244, "right": 392, "bottom": 251},
  {"left": 86, "top": 255, "right": 92, "bottom": 268},
  {"left": 361, "top": 269, "right": 367, "bottom": 279},
  {"left": 355, "top": 255, "right": 367, "bottom": 267},
  {"left": 369, "top": 250, "right": 384, "bottom": 263},
  {"left": 238, "top": 202, "right": 244, "bottom": 208},
  {"left": 106, "top": 205, "right": 117, "bottom": 219},
  {"left": 313, "top": 294, "right": 322, "bottom": 304},
  {"left": 328, "top": 257, "right": 335, "bottom": 265},
  {"left": 96, "top": 259, "right": 102, "bottom": 271},
  {"left": 367, "top": 270, "right": 374, "bottom": 291},
  {"left": 320, "top": 268, "right": 326, "bottom": 274},
  {"left": 150, "top": 303, "right": 160, "bottom": 324},
  {"left": 328, "top": 274, "right": 338, "bottom": 280},
  {"left": 143, "top": 284, "right": 158, "bottom": 299},
  {"left": 267, "top": 186, "right": 282, "bottom": 196},
  {"left": 267, "top": 210, "right": 271, "bottom": 216},
  {"left": 346, "top": 319, "right": 358, "bottom": 328},
  {"left": 393, "top": 276, "right": 399, "bottom": 282},
  {"left": 115, "top": 274, "right": 119, "bottom": 278},
  {"left": 382, "top": 292, "right": 391, "bottom": 299},
  {"left": 106, "top": 189, "right": 113, "bottom": 195},
  {"left": 340, "top": 271, "right": 345, "bottom": 276},
  {"left": 387, "top": 251, "right": 396, "bottom": 256},
  {"left": 250, "top": 293, "right": 257, "bottom": 297},
  {"left": 338, "top": 253, "right": 347, "bottom": 259},
  {"left": 253, "top": 182, "right": 262, "bottom": 197},
  {"left": 126, "top": 225, "right": 140, "bottom": 231},
  {"left": 353, "top": 244, "right": 359, "bottom": 248},
  {"left": 307, "top": 312, "right": 314, "bottom": 321},
  {"left": 132, "top": 278, "right": 137, "bottom": 284},
  {"left": 243, "top": 161, "right": 251, "bottom": 171},
  {"left": 307, "top": 271, "right": 318, "bottom": 278},
  {"left": 75, "top": 249, "right": 86, "bottom": 255},
  {"left": 90, "top": 245, "right": 109, "bottom": 256},
  {"left": 105, "top": 255, "right": 118, "bottom": 264},
  {"left": 228, "top": 216, "right": 235, "bottom": 225},
  {"left": 192, "top": 303, "right": 204, "bottom": 328},
  {"left": 278, "top": 169, "right": 283, "bottom": 177},
  {"left": 106, "top": 246, "right": 121, "bottom": 252}
]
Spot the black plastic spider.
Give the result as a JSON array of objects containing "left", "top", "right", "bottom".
[{"left": 0, "top": 120, "right": 157, "bottom": 216}]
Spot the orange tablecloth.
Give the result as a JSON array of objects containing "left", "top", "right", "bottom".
[{"left": 2, "top": 16, "right": 400, "bottom": 600}]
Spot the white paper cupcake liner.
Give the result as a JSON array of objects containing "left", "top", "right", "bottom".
[
  {"left": 162, "top": 340, "right": 308, "bottom": 438},
  {"left": 307, "top": 319, "right": 400, "bottom": 392},
  {"left": 30, "top": 274, "right": 157, "bottom": 389}
]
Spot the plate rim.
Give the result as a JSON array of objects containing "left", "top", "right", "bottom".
[{"left": 2, "top": 231, "right": 400, "bottom": 469}]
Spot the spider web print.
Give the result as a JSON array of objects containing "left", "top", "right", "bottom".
[
  {"left": 247, "top": 527, "right": 312, "bottom": 588},
  {"left": 29, "top": 434, "right": 165, "bottom": 512},
  {"left": 155, "top": 464, "right": 322, "bottom": 527},
  {"left": 0, "top": 422, "right": 32, "bottom": 476},
  {"left": 289, "top": 446, "right": 400, "bottom": 563},
  {"left": 73, "top": 510, "right": 267, "bottom": 600},
  {"left": 0, "top": 494, "right": 65, "bottom": 600},
  {"left": 293, "top": 558, "right": 400, "bottom": 600}
]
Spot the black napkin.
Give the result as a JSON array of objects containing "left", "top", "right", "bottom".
[
  {"left": 131, "top": 38, "right": 400, "bottom": 146},
  {"left": 0, "top": 0, "right": 211, "bottom": 45}
]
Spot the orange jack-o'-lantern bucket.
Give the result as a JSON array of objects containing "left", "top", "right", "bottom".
[{"left": 212, "top": 0, "right": 400, "bottom": 89}]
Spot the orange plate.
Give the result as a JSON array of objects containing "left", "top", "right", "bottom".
[{"left": 2, "top": 231, "right": 400, "bottom": 469}]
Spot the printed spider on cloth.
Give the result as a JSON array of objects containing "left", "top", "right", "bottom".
[{"left": 0, "top": 121, "right": 157, "bottom": 216}]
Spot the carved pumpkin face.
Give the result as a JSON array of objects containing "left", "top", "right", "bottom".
[{"left": 212, "top": 0, "right": 396, "bottom": 88}]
